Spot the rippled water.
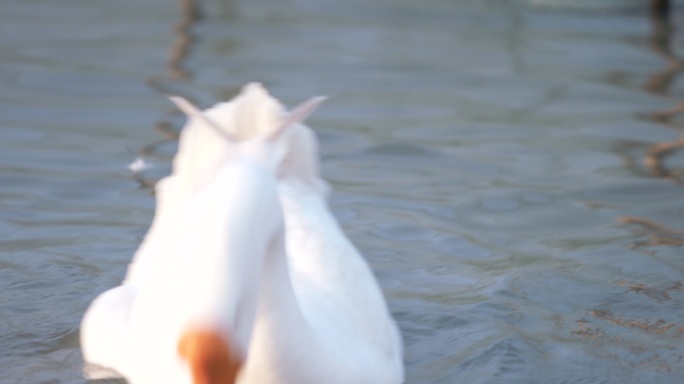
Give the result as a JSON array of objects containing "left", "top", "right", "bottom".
[{"left": 2, "top": 0, "right": 684, "bottom": 383}]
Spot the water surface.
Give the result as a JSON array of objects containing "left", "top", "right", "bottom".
[{"left": 1, "top": 0, "right": 684, "bottom": 383}]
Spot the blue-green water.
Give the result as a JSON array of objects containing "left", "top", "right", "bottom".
[{"left": 1, "top": 0, "right": 684, "bottom": 383}]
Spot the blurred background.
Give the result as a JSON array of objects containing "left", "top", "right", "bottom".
[{"left": 1, "top": 0, "right": 684, "bottom": 383}]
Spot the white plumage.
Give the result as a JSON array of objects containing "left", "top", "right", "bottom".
[{"left": 80, "top": 83, "right": 404, "bottom": 384}]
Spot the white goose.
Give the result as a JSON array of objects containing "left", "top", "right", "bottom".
[{"left": 80, "top": 83, "right": 404, "bottom": 384}]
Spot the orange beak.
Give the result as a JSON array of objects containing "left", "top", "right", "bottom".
[{"left": 178, "top": 328, "right": 243, "bottom": 384}]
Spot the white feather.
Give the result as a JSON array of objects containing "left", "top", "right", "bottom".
[{"left": 81, "top": 83, "right": 404, "bottom": 384}]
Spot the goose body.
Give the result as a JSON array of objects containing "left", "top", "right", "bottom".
[{"left": 80, "top": 83, "right": 404, "bottom": 384}]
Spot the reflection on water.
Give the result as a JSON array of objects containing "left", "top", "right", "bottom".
[
  {"left": 642, "top": 10, "right": 684, "bottom": 185},
  {"left": 167, "top": 0, "right": 201, "bottom": 81},
  {"left": 620, "top": 9, "right": 684, "bottom": 252},
  {"left": 620, "top": 216, "right": 684, "bottom": 249},
  {"left": 135, "top": 0, "right": 202, "bottom": 190},
  {"left": 1, "top": 0, "right": 684, "bottom": 383}
]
